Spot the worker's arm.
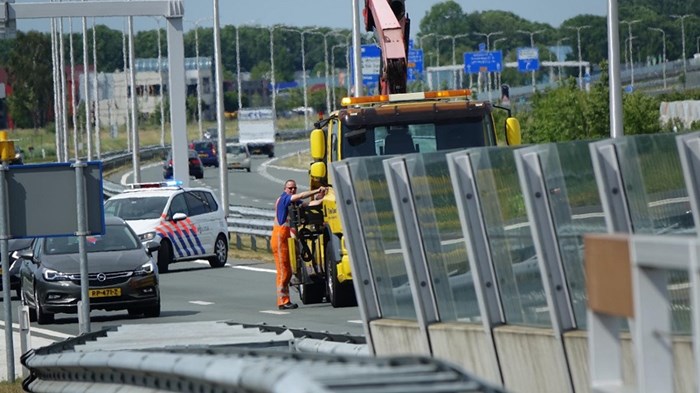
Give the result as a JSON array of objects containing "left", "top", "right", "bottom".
[{"left": 291, "top": 187, "right": 326, "bottom": 203}]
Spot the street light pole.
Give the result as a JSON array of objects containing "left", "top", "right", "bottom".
[
  {"left": 648, "top": 27, "right": 667, "bottom": 89},
  {"left": 281, "top": 27, "right": 317, "bottom": 130},
  {"left": 517, "top": 29, "right": 544, "bottom": 92},
  {"left": 556, "top": 37, "right": 570, "bottom": 82},
  {"left": 269, "top": 26, "right": 276, "bottom": 120},
  {"left": 492, "top": 37, "right": 506, "bottom": 90},
  {"left": 620, "top": 19, "right": 641, "bottom": 88},
  {"left": 419, "top": 33, "right": 437, "bottom": 89},
  {"left": 566, "top": 25, "right": 590, "bottom": 89},
  {"left": 331, "top": 43, "right": 347, "bottom": 111},
  {"left": 671, "top": 14, "right": 692, "bottom": 81},
  {"left": 473, "top": 31, "right": 503, "bottom": 92},
  {"left": 439, "top": 33, "right": 468, "bottom": 88},
  {"left": 188, "top": 17, "right": 212, "bottom": 139}
]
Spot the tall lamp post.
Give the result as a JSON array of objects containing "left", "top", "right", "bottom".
[
  {"left": 419, "top": 33, "right": 437, "bottom": 89},
  {"left": 620, "top": 19, "right": 641, "bottom": 88},
  {"left": 517, "top": 29, "right": 545, "bottom": 92},
  {"left": 566, "top": 25, "right": 590, "bottom": 89},
  {"left": 281, "top": 27, "right": 318, "bottom": 130},
  {"left": 492, "top": 37, "right": 506, "bottom": 90},
  {"left": 331, "top": 43, "right": 348, "bottom": 111},
  {"left": 671, "top": 14, "right": 692, "bottom": 81},
  {"left": 318, "top": 31, "right": 346, "bottom": 116},
  {"left": 556, "top": 37, "right": 570, "bottom": 82},
  {"left": 648, "top": 27, "right": 667, "bottom": 89},
  {"left": 188, "top": 17, "right": 213, "bottom": 139},
  {"left": 269, "top": 25, "right": 276, "bottom": 121},
  {"left": 439, "top": 33, "right": 469, "bottom": 88},
  {"left": 473, "top": 31, "right": 503, "bottom": 92}
]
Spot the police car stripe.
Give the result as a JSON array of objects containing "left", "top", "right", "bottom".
[
  {"left": 185, "top": 218, "right": 206, "bottom": 254},
  {"left": 156, "top": 226, "right": 185, "bottom": 258},
  {"left": 161, "top": 222, "right": 192, "bottom": 257},
  {"left": 175, "top": 221, "right": 199, "bottom": 255}
]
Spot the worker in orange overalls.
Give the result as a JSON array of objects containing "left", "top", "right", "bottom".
[{"left": 271, "top": 179, "right": 326, "bottom": 310}]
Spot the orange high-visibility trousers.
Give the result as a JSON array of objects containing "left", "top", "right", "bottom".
[{"left": 271, "top": 225, "right": 292, "bottom": 306}]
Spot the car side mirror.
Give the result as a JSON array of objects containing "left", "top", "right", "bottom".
[
  {"left": 172, "top": 212, "right": 187, "bottom": 222},
  {"left": 18, "top": 248, "right": 35, "bottom": 262},
  {"left": 145, "top": 241, "right": 160, "bottom": 254}
]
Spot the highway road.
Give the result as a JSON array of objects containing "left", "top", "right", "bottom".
[{"left": 1, "top": 140, "right": 365, "bottom": 341}]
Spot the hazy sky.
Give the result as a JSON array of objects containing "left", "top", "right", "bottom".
[{"left": 15, "top": 0, "right": 609, "bottom": 34}]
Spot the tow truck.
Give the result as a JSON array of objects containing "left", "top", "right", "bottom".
[{"left": 288, "top": 0, "right": 522, "bottom": 307}]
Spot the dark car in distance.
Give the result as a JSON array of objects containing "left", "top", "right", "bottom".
[
  {"left": 189, "top": 140, "right": 219, "bottom": 167},
  {"left": 163, "top": 149, "right": 204, "bottom": 180},
  {"left": 18, "top": 216, "right": 161, "bottom": 324}
]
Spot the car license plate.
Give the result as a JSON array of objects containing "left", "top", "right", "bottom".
[
  {"left": 89, "top": 288, "right": 121, "bottom": 298},
  {"left": 199, "top": 153, "right": 207, "bottom": 158}
]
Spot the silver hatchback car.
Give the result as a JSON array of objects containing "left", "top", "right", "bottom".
[{"left": 226, "top": 143, "right": 251, "bottom": 172}]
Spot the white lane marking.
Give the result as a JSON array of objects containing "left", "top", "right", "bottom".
[
  {"left": 0, "top": 321, "right": 73, "bottom": 340},
  {"left": 189, "top": 301, "right": 214, "bottom": 306},
  {"left": 232, "top": 265, "right": 275, "bottom": 274},
  {"left": 260, "top": 310, "right": 289, "bottom": 315},
  {"left": 120, "top": 162, "right": 163, "bottom": 185},
  {"left": 347, "top": 320, "right": 363, "bottom": 324},
  {"left": 258, "top": 152, "right": 310, "bottom": 190}
]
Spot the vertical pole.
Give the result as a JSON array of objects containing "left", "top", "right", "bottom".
[
  {"left": 166, "top": 16, "right": 189, "bottom": 186},
  {"left": 121, "top": 25, "right": 131, "bottom": 153},
  {"left": 352, "top": 0, "right": 363, "bottom": 97},
  {"left": 59, "top": 18, "right": 69, "bottom": 161},
  {"left": 301, "top": 32, "right": 309, "bottom": 130},
  {"left": 607, "top": 0, "right": 624, "bottom": 138},
  {"left": 69, "top": 18, "right": 78, "bottom": 159},
  {"left": 156, "top": 21, "right": 165, "bottom": 147},
  {"left": 195, "top": 23, "right": 203, "bottom": 139},
  {"left": 236, "top": 26, "right": 242, "bottom": 111},
  {"left": 213, "top": 0, "right": 229, "bottom": 211},
  {"left": 81, "top": 12, "right": 92, "bottom": 160},
  {"left": 92, "top": 18, "right": 101, "bottom": 159},
  {"left": 324, "top": 34, "right": 331, "bottom": 115},
  {"left": 0, "top": 161, "right": 14, "bottom": 382},
  {"left": 74, "top": 161, "right": 90, "bottom": 334},
  {"left": 269, "top": 27, "right": 276, "bottom": 120},
  {"left": 51, "top": 16, "right": 62, "bottom": 162},
  {"left": 128, "top": 14, "right": 140, "bottom": 183}
]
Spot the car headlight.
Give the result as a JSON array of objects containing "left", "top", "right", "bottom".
[
  {"left": 139, "top": 231, "right": 157, "bottom": 242},
  {"left": 134, "top": 261, "right": 155, "bottom": 276},
  {"left": 43, "top": 269, "right": 74, "bottom": 281}
]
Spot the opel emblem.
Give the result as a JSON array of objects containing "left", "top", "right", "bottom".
[{"left": 96, "top": 273, "right": 106, "bottom": 282}]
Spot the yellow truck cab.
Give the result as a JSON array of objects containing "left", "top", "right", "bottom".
[{"left": 291, "top": 89, "right": 521, "bottom": 307}]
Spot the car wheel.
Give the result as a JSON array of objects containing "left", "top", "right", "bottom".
[
  {"left": 142, "top": 301, "right": 161, "bottom": 318},
  {"left": 246, "top": 167, "right": 251, "bottom": 173},
  {"left": 158, "top": 240, "right": 172, "bottom": 273},
  {"left": 196, "top": 173, "right": 204, "bottom": 179},
  {"left": 15, "top": 287, "right": 21, "bottom": 300},
  {"left": 208, "top": 234, "right": 228, "bottom": 268},
  {"left": 34, "top": 287, "right": 54, "bottom": 325}
]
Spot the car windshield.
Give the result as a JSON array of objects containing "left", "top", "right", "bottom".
[
  {"left": 226, "top": 145, "right": 246, "bottom": 154},
  {"left": 44, "top": 224, "right": 141, "bottom": 255},
  {"left": 193, "top": 142, "right": 212, "bottom": 151},
  {"left": 104, "top": 196, "right": 168, "bottom": 220}
]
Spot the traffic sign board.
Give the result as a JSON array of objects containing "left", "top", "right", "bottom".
[
  {"left": 407, "top": 48, "right": 423, "bottom": 81},
  {"left": 349, "top": 44, "right": 381, "bottom": 86},
  {"left": 463, "top": 50, "right": 503, "bottom": 74},
  {"left": 517, "top": 47, "right": 540, "bottom": 72}
]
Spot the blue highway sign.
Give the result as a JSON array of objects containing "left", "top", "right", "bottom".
[
  {"left": 517, "top": 47, "right": 540, "bottom": 72},
  {"left": 408, "top": 48, "right": 423, "bottom": 81},
  {"left": 463, "top": 50, "right": 503, "bottom": 74}
]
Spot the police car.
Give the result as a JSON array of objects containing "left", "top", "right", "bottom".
[{"left": 103, "top": 181, "right": 229, "bottom": 273}]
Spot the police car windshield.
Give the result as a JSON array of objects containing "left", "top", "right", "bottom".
[{"left": 104, "top": 196, "right": 169, "bottom": 220}]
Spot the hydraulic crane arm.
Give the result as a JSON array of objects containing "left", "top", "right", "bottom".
[{"left": 363, "top": 0, "right": 410, "bottom": 94}]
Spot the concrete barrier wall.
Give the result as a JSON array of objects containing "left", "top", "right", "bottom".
[
  {"left": 428, "top": 322, "right": 502, "bottom": 386},
  {"left": 369, "top": 319, "right": 430, "bottom": 356},
  {"left": 492, "top": 325, "right": 571, "bottom": 393},
  {"left": 370, "top": 317, "right": 697, "bottom": 393}
]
